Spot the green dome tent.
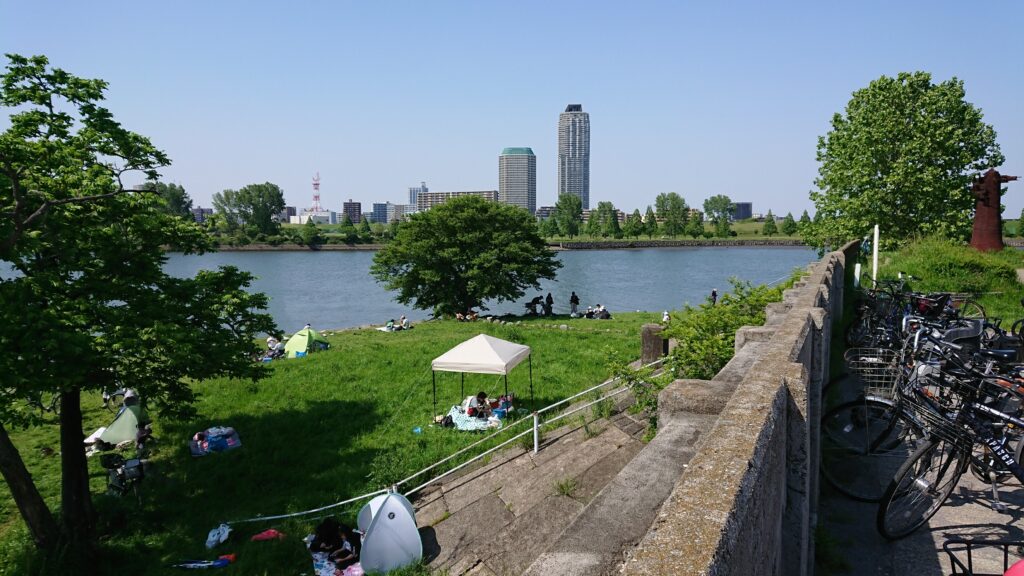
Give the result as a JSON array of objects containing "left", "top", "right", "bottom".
[{"left": 283, "top": 328, "right": 331, "bottom": 358}]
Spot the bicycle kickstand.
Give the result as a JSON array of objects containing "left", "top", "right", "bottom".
[{"left": 989, "top": 480, "right": 1008, "bottom": 513}]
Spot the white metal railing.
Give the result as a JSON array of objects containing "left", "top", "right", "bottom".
[{"left": 210, "top": 357, "right": 665, "bottom": 537}]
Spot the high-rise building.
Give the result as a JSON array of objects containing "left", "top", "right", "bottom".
[
  {"left": 558, "top": 104, "right": 591, "bottom": 209},
  {"left": 409, "top": 181, "right": 428, "bottom": 206},
  {"left": 732, "top": 202, "right": 753, "bottom": 221},
  {"left": 342, "top": 199, "right": 362, "bottom": 224},
  {"left": 498, "top": 147, "right": 537, "bottom": 214},
  {"left": 417, "top": 190, "right": 498, "bottom": 212}
]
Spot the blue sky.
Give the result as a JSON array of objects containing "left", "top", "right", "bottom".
[{"left": 2, "top": 1, "right": 1022, "bottom": 217}]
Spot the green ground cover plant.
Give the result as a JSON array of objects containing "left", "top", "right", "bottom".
[
  {"left": 0, "top": 313, "right": 653, "bottom": 575},
  {"left": 872, "top": 236, "right": 1024, "bottom": 321}
]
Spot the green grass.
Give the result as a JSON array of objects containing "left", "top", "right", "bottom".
[
  {"left": 873, "top": 236, "right": 1024, "bottom": 321},
  {"left": 0, "top": 313, "right": 655, "bottom": 575}
]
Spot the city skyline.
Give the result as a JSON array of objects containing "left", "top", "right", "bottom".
[{"left": 2, "top": 2, "right": 1021, "bottom": 217}]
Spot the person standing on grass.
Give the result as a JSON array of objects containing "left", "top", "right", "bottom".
[
  {"left": 544, "top": 292, "right": 554, "bottom": 316},
  {"left": 570, "top": 291, "right": 580, "bottom": 315},
  {"left": 710, "top": 288, "right": 718, "bottom": 306}
]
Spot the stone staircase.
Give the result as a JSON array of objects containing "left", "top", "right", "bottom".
[{"left": 412, "top": 341, "right": 768, "bottom": 575}]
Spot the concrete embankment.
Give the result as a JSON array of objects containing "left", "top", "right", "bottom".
[
  {"left": 207, "top": 239, "right": 806, "bottom": 252},
  {"left": 553, "top": 238, "right": 806, "bottom": 249}
]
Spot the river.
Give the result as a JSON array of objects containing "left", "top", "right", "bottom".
[{"left": 163, "top": 247, "right": 817, "bottom": 331}]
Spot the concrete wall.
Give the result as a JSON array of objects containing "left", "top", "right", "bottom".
[{"left": 620, "top": 242, "right": 856, "bottom": 576}]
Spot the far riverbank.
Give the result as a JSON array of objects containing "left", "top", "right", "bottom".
[{"left": 212, "top": 238, "right": 806, "bottom": 252}]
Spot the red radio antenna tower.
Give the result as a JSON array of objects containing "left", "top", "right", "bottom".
[{"left": 311, "top": 172, "right": 323, "bottom": 212}]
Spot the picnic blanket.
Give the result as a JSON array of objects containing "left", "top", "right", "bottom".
[
  {"left": 190, "top": 426, "right": 242, "bottom": 457},
  {"left": 447, "top": 406, "right": 502, "bottom": 432},
  {"left": 310, "top": 552, "right": 364, "bottom": 576}
]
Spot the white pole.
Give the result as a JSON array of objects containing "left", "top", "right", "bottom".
[
  {"left": 853, "top": 263, "right": 861, "bottom": 288},
  {"left": 532, "top": 412, "right": 539, "bottom": 454},
  {"left": 872, "top": 224, "right": 879, "bottom": 284}
]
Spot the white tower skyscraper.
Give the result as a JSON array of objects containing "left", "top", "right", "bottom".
[
  {"left": 499, "top": 147, "right": 537, "bottom": 214},
  {"left": 558, "top": 104, "right": 590, "bottom": 209}
]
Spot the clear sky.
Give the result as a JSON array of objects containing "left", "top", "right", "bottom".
[{"left": 2, "top": 1, "right": 1022, "bottom": 217}]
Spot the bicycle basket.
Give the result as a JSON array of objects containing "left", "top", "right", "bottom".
[
  {"left": 944, "top": 537, "right": 1024, "bottom": 575},
  {"left": 844, "top": 347, "right": 900, "bottom": 398},
  {"left": 902, "top": 374, "right": 973, "bottom": 448}
]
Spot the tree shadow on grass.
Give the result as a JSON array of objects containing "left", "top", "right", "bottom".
[{"left": 92, "top": 398, "right": 380, "bottom": 574}]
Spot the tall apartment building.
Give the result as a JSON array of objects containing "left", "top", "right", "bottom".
[
  {"left": 732, "top": 202, "right": 753, "bottom": 221},
  {"left": 558, "top": 104, "right": 591, "bottom": 209},
  {"left": 372, "top": 202, "right": 415, "bottom": 223},
  {"left": 498, "top": 147, "right": 537, "bottom": 214},
  {"left": 342, "top": 199, "right": 362, "bottom": 224},
  {"left": 408, "top": 181, "right": 428, "bottom": 206},
  {"left": 417, "top": 190, "right": 498, "bottom": 212}
]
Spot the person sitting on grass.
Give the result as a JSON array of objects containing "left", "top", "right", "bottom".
[
  {"left": 466, "top": 391, "right": 491, "bottom": 419},
  {"left": 310, "top": 518, "right": 357, "bottom": 569}
]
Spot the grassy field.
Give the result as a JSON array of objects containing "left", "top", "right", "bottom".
[
  {"left": 0, "top": 313, "right": 657, "bottom": 575},
  {"left": 871, "top": 236, "right": 1024, "bottom": 321}
]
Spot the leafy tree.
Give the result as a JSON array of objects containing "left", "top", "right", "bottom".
[
  {"left": 799, "top": 210, "right": 811, "bottom": 226},
  {"left": 143, "top": 181, "right": 193, "bottom": 219},
  {"left": 623, "top": 209, "right": 644, "bottom": 239},
  {"left": 781, "top": 212, "right": 798, "bottom": 236},
  {"left": 301, "top": 219, "right": 324, "bottom": 245},
  {"left": 0, "top": 54, "right": 274, "bottom": 567},
  {"left": 553, "top": 193, "right": 582, "bottom": 238},
  {"left": 762, "top": 210, "right": 778, "bottom": 236},
  {"left": 686, "top": 212, "right": 706, "bottom": 238},
  {"left": 703, "top": 195, "right": 734, "bottom": 237},
  {"left": 212, "top": 182, "right": 286, "bottom": 236},
  {"left": 655, "top": 192, "right": 688, "bottom": 238},
  {"left": 643, "top": 206, "right": 658, "bottom": 238},
  {"left": 539, "top": 217, "right": 559, "bottom": 238},
  {"left": 805, "top": 72, "right": 1003, "bottom": 250},
  {"left": 370, "top": 195, "right": 560, "bottom": 316},
  {"left": 595, "top": 201, "right": 621, "bottom": 238},
  {"left": 585, "top": 211, "right": 600, "bottom": 238}
]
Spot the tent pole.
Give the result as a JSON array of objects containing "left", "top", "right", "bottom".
[
  {"left": 504, "top": 373, "right": 508, "bottom": 399},
  {"left": 461, "top": 372, "right": 464, "bottom": 400},
  {"left": 529, "top": 354, "right": 534, "bottom": 411},
  {"left": 432, "top": 371, "right": 437, "bottom": 420}
]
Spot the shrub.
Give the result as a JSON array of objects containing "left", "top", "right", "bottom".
[{"left": 663, "top": 276, "right": 793, "bottom": 380}]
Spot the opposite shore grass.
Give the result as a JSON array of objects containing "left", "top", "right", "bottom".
[{"left": 0, "top": 312, "right": 655, "bottom": 574}]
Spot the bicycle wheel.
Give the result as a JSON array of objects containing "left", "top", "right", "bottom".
[
  {"left": 958, "top": 299, "right": 986, "bottom": 320},
  {"left": 821, "top": 398, "right": 926, "bottom": 502},
  {"left": 104, "top": 389, "right": 126, "bottom": 413},
  {"left": 876, "top": 438, "right": 968, "bottom": 540},
  {"left": 846, "top": 315, "right": 874, "bottom": 347}
]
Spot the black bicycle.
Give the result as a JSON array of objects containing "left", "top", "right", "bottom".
[{"left": 876, "top": 341, "right": 1024, "bottom": 539}]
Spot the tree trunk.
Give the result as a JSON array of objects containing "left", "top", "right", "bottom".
[
  {"left": 0, "top": 422, "right": 59, "bottom": 550},
  {"left": 59, "top": 388, "right": 97, "bottom": 571}
]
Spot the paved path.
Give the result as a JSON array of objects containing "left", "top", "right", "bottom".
[{"left": 818, "top": 373, "right": 1024, "bottom": 575}]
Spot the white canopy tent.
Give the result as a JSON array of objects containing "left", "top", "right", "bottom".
[{"left": 430, "top": 334, "right": 533, "bottom": 417}]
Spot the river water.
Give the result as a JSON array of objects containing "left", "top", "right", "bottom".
[{"left": 163, "top": 247, "right": 817, "bottom": 332}]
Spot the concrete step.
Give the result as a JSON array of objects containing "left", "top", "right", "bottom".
[
  {"left": 415, "top": 415, "right": 645, "bottom": 575},
  {"left": 522, "top": 412, "right": 717, "bottom": 576}
]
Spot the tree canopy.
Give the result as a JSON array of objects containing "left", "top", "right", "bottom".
[
  {"left": 144, "top": 181, "right": 193, "bottom": 219},
  {"left": 703, "top": 195, "right": 734, "bottom": 237},
  {"left": 655, "top": 192, "right": 688, "bottom": 238},
  {"left": 643, "top": 206, "right": 658, "bottom": 238},
  {"left": 370, "top": 196, "right": 561, "bottom": 316},
  {"left": 781, "top": 212, "right": 798, "bottom": 236},
  {"left": 0, "top": 54, "right": 274, "bottom": 566},
  {"left": 553, "top": 193, "right": 582, "bottom": 238},
  {"left": 762, "top": 210, "right": 778, "bottom": 236},
  {"left": 804, "top": 71, "right": 1003, "bottom": 249},
  {"left": 212, "top": 182, "right": 286, "bottom": 236}
]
